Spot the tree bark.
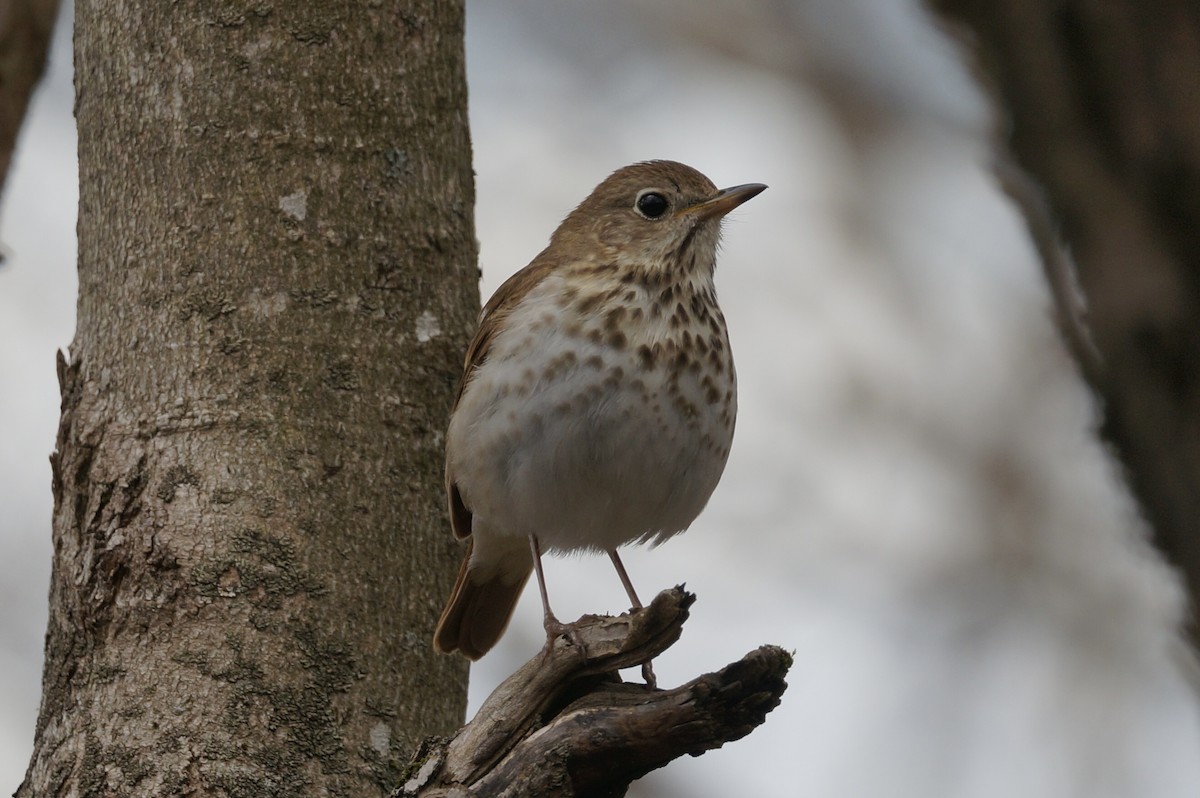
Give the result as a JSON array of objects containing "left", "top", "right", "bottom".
[
  {"left": 19, "top": 3, "right": 477, "bottom": 796},
  {"left": 0, "top": 0, "right": 61, "bottom": 198},
  {"left": 929, "top": 0, "right": 1200, "bottom": 640}
]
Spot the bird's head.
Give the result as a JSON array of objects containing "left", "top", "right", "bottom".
[{"left": 551, "top": 160, "right": 766, "bottom": 282}]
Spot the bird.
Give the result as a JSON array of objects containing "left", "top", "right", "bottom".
[{"left": 433, "top": 160, "right": 765, "bottom": 675}]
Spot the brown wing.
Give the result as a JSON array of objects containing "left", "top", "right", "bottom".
[
  {"left": 448, "top": 481, "right": 473, "bottom": 540},
  {"left": 452, "top": 252, "right": 557, "bottom": 409},
  {"left": 445, "top": 251, "right": 558, "bottom": 540}
]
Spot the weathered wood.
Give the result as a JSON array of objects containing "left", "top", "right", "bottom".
[{"left": 398, "top": 588, "right": 791, "bottom": 798}]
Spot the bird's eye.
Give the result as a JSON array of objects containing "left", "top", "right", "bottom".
[{"left": 635, "top": 191, "right": 669, "bottom": 219}]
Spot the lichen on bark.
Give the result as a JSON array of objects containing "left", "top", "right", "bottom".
[{"left": 20, "top": 3, "right": 477, "bottom": 796}]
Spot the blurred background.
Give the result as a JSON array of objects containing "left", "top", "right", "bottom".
[{"left": 4, "top": 1, "right": 1199, "bottom": 796}]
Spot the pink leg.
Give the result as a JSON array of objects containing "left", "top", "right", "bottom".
[
  {"left": 608, "top": 549, "right": 657, "bottom": 689},
  {"left": 608, "top": 549, "right": 644, "bottom": 608},
  {"left": 530, "top": 534, "right": 571, "bottom": 640}
]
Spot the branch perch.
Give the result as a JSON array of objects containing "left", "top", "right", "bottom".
[{"left": 397, "top": 587, "right": 791, "bottom": 798}]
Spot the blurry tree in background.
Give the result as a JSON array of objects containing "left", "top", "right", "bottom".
[
  {"left": 0, "top": 0, "right": 60, "bottom": 192},
  {"left": 17, "top": 2, "right": 477, "bottom": 795},
  {"left": 931, "top": 0, "right": 1200, "bottom": 642}
]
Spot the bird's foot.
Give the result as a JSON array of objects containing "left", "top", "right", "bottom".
[{"left": 543, "top": 613, "right": 585, "bottom": 651}]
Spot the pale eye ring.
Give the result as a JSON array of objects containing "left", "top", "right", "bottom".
[{"left": 635, "top": 190, "right": 670, "bottom": 219}]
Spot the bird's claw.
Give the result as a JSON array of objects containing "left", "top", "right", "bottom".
[{"left": 543, "top": 614, "right": 585, "bottom": 651}]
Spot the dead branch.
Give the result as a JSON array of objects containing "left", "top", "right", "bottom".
[{"left": 397, "top": 587, "right": 791, "bottom": 798}]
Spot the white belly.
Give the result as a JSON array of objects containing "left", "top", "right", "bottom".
[{"left": 446, "top": 279, "right": 735, "bottom": 553}]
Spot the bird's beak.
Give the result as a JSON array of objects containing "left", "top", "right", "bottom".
[{"left": 684, "top": 183, "right": 768, "bottom": 220}]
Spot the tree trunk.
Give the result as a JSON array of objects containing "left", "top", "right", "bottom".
[
  {"left": 19, "top": 2, "right": 477, "bottom": 796},
  {"left": 929, "top": 0, "right": 1200, "bottom": 641}
]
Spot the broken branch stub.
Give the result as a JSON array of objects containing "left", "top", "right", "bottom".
[{"left": 398, "top": 586, "right": 791, "bottom": 798}]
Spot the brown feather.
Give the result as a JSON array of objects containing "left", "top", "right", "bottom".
[
  {"left": 448, "top": 481, "right": 472, "bottom": 540},
  {"left": 451, "top": 253, "right": 558, "bottom": 409},
  {"left": 444, "top": 253, "right": 558, "bottom": 539},
  {"left": 438, "top": 254, "right": 557, "bottom": 651},
  {"left": 432, "top": 539, "right": 533, "bottom": 660}
]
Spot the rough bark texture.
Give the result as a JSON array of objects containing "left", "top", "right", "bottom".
[
  {"left": 398, "top": 588, "right": 792, "bottom": 798},
  {"left": 929, "top": 0, "right": 1200, "bottom": 640},
  {"left": 19, "top": 2, "right": 476, "bottom": 796},
  {"left": 0, "top": 0, "right": 61, "bottom": 199}
]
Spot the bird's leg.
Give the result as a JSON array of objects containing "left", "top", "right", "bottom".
[
  {"left": 608, "top": 548, "right": 644, "bottom": 609},
  {"left": 608, "top": 549, "right": 657, "bottom": 689},
  {"left": 529, "top": 534, "right": 575, "bottom": 645}
]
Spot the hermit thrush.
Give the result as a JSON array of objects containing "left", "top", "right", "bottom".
[{"left": 433, "top": 160, "right": 765, "bottom": 672}]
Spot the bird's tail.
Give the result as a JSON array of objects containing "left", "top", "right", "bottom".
[{"left": 433, "top": 537, "right": 532, "bottom": 660}]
